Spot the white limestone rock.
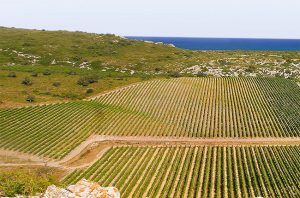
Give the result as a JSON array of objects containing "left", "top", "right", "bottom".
[{"left": 42, "top": 179, "right": 120, "bottom": 198}]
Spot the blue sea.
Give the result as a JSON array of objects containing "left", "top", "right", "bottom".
[{"left": 127, "top": 37, "right": 300, "bottom": 51}]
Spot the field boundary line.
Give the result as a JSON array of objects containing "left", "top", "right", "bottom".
[{"left": 1, "top": 135, "right": 300, "bottom": 169}]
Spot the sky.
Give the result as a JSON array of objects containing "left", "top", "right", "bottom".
[{"left": 0, "top": 0, "right": 299, "bottom": 39}]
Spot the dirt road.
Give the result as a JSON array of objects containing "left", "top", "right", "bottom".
[{"left": 1, "top": 135, "right": 299, "bottom": 169}]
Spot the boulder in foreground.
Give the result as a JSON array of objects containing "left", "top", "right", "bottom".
[{"left": 43, "top": 179, "right": 120, "bottom": 198}]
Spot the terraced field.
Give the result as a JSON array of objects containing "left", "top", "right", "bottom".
[
  {"left": 63, "top": 145, "right": 300, "bottom": 198},
  {"left": 0, "top": 77, "right": 300, "bottom": 159}
]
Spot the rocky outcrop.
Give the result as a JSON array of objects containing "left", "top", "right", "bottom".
[{"left": 43, "top": 179, "right": 120, "bottom": 198}]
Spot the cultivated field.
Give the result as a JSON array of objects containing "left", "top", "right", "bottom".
[
  {"left": 1, "top": 27, "right": 299, "bottom": 197},
  {"left": 0, "top": 77, "right": 299, "bottom": 159},
  {"left": 63, "top": 145, "right": 300, "bottom": 198},
  {"left": 93, "top": 77, "right": 300, "bottom": 137}
]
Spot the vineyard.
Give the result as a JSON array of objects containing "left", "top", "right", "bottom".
[
  {"left": 93, "top": 77, "right": 300, "bottom": 137},
  {"left": 0, "top": 77, "right": 300, "bottom": 159},
  {"left": 0, "top": 101, "right": 112, "bottom": 159},
  {"left": 1, "top": 27, "right": 300, "bottom": 198},
  {"left": 63, "top": 145, "right": 300, "bottom": 198}
]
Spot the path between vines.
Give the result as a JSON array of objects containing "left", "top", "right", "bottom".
[{"left": 0, "top": 135, "right": 300, "bottom": 170}]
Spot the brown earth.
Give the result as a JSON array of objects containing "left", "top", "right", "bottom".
[{"left": 1, "top": 135, "right": 300, "bottom": 171}]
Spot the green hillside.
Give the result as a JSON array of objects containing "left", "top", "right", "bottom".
[
  {"left": 0, "top": 27, "right": 190, "bottom": 71},
  {"left": 0, "top": 27, "right": 299, "bottom": 107},
  {"left": 0, "top": 27, "right": 299, "bottom": 73}
]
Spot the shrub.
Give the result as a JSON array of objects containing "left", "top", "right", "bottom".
[
  {"left": 22, "top": 77, "right": 32, "bottom": 86},
  {"left": 285, "top": 69, "right": 291, "bottom": 74},
  {"left": 43, "top": 70, "right": 51, "bottom": 75},
  {"left": 196, "top": 72, "right": 207, "bottom": 77},
  {"left": 52, "top": 82, "right": 61, "bottom": 87},
  {"left": 169, "top": 71, "right": 181, "bottom": 78},
  {"left": 26, "top": 95, "right": 35, "bottom": 102},
  {"left": 154, "top": 68, "right": 161, "bottom": 72},
  {"left": 0, "top": 168, "right": 59, "bottom": 196},
  {"left": 77, "top": 77, "right": 89, "bottom": 86},
  {"left": 7, "top": 72, "right": 16, "bottom": 78},
  {"left": 22, "top": 42, "right": 31, "bottom": 47},
  {"left": 218, "top": 59, "right": 226, "bottom": 65},
  {"left": 72, "top": 56, "right": 82, "bottom": 61},
  {"left": 67, "top": 71, "right": 77, "bottom": 75},
  {"left": 245, "top": 66, "right": 256, "bottom": 73},
  {"left": 39, "top": 56, "right": 53, "bottom": 65},
  {"left": 63, "top": 92, "right": 80, "bottom": 99},
  {"left": 115, "top": 77, "right": 124, "bottom": 80},
  {"left": 77, "top": 75, "right": 99, "bottom": 86},
  {"left": 90, "top": 60, "right": 103, "bottom": 69},
  {"left": 222, "top": 68, "right": 230, "bottom": 73},
  {"left": 86, "top": 88, "right": 94, "bottom": 94},
  {"left": 31, "top": 72, "right": 38, "bottom": 77},
  {"left": 201, "top": 67, "right": 209, "bottom": 72},
  {"left": 86, "top": 75, "right": 98, "bottom": 84}
]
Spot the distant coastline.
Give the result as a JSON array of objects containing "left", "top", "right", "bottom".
[{"left": 127, "top": 36, "right": 300, "bottom": 51}]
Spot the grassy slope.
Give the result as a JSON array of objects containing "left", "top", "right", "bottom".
[
  {"left": 0, "top": 69, "right": 148, "bottom": 107},
  {"left": 0, "top": 27, "right": 299, "bottom": 72},
  {"left": 0, "top": 27, "right": 189, "bottom": 71},
  {"left": 0, "top": 27, "right": 185, "bottom": 107}
]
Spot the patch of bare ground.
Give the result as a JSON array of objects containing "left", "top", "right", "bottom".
[
  {"left": 0, "top": 155, "right": 34, "bottom": 164},
  {"left": 0, "top": 149, "right": 49, "bottom": 164},
  {"left": 1, "top": 135, "right": 299, "bottom": 170},
  {"left": 72, "top": 135, "right": 300, "bottom": 146},
  {"left": 61, "top": 142, "right": 113, "bottom": 167}
]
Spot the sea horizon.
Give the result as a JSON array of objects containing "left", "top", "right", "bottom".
[{"left": 126, "top": 36, "right": 300, "bottom": 51}]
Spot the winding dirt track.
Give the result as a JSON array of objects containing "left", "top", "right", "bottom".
[{"left": 1, "top": 135, "right": 300, "bottom": 169}]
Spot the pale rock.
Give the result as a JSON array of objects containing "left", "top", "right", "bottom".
[{"left": 42, "top": 179, "right": 120, "bottom": 198}]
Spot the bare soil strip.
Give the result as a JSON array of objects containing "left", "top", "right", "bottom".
[
  {"left": 0, "top": 149, "right": 45, "bottom": 162},
  {"left": 64, "top": 135, "right": 300, "bottom": 154},
  {"left": 1, "top": 135, "right": 299, "bottom": 169}
]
